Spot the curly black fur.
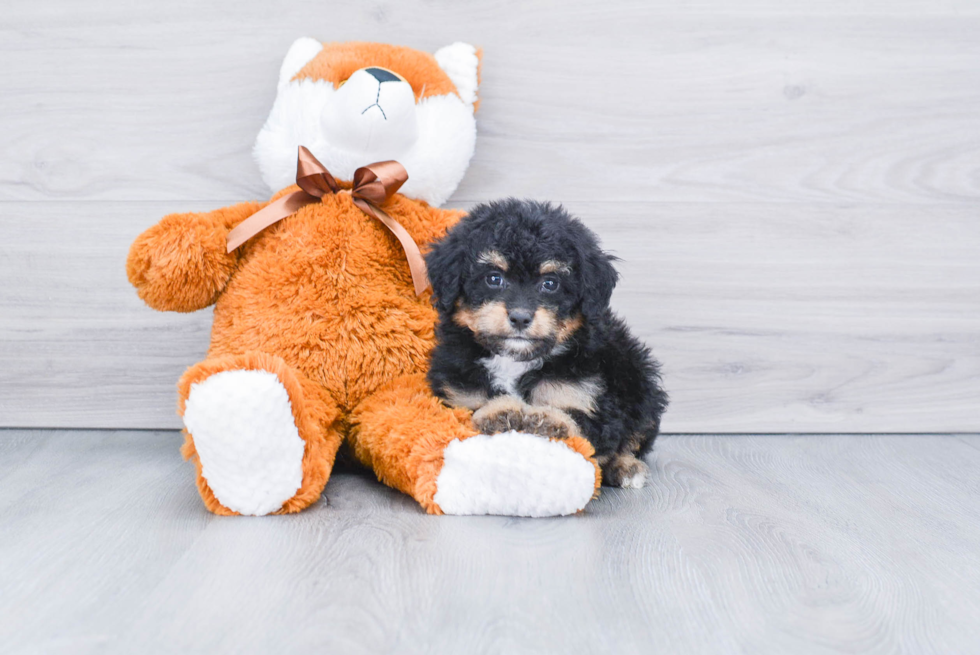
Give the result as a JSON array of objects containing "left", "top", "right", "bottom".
[{"left": 425, "top": 198, "right": 668, "bottom": 486}]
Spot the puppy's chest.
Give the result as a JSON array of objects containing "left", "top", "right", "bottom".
[
  {"left": 478, "top": 355, "right": 542, "bottom": 397},
  {"left": 477, "top": 354, "right": 606, "bottom": 417}
]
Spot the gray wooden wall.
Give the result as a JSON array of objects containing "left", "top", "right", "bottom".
[{"left": 2, "top": 1, "right": 978, "bottom": 433}]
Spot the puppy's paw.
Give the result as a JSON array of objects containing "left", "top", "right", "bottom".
[
  {"left": 600, "top": 453, "right": 650, "bottom": 488},
  {"left": 471, "top": 398, "right": 581, "bottom": 440},
  {"left": 517, "top": 406, "right": 580, "bottom": 440},
  {"left": 472, "top": 396, "right": 529, "bottom": 435}
]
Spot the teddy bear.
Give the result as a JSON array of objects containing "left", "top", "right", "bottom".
[{"left": 126, "top": 38, "right": 600, "bottom": 517}]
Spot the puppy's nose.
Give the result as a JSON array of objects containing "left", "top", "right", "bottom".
[
  {"left": 365, "top": 67, "right": 402, "bottom": 83},
  {"left": 508, "top": 308, "right": 534, "bottom": 331}
]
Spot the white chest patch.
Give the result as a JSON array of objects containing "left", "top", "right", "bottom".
[{"left": 479, "top": 355, "right": 542, "bottom": 396}]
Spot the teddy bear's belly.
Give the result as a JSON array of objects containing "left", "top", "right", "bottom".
[{"left": 207, "top": 202, "right": 438, "bottom": 410}]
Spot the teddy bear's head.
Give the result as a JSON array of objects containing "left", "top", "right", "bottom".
[{"left": 254, "top": 39, "right": 481, "bottom": 207}]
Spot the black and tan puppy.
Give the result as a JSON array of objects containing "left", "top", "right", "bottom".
[{"left": 425, "top": 199, "right": 668, "bottom": 488}]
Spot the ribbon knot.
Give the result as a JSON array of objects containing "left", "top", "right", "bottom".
[
  {"left": 226, "top": 146, "right": 429, "bottom": 295},
  {"left": 295, "top": 146, "right": 339, "bottom": 198}
]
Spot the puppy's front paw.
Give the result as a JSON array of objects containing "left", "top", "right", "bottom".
[
  {"left": 472, "top": 397, "right": 529, "bottom": 435},
  {"left": 471, "top": 398, "right": 581, "bottom": 439},
  {"left": 517, "top": 406, "right": 580, "bottom": 440},
  {"left": 600, "top": 453, "right": 650, "bottom": 488}
]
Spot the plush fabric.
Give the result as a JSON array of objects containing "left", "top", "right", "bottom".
[{"left": 183, "top": 369, "right": 307, "bottom": 516}]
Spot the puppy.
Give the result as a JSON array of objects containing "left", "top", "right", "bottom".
[{"left": 425, "top": 199, "right": 668, "bottom": 488}]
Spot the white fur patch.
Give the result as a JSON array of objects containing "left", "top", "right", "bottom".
[
  {"left": 479, "top": 354, "right": 542, "bottom": 396},
  {"left": 622, "top": 471, "right": 647, "bottom": 489},
  {"left": 434, "top": 432, "right": 596, "bottom": 517},
  {"left": 183, "top": 370, "right": 306, "bottom": 516},
  {"left": 254, "top": 78, "right": 476, "bottom": 207}
]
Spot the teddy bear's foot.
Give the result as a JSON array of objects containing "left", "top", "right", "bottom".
[
  {"left": 179, "top": 352, "right": 342, "bottom": 516},
  {"left": 183, "top": 369, "right": 307, "bottom": 516},
  {"left": 433, "top": 431, "right": 600, "bottom": 517},
  {"left": 349, "top": 373, "right": 601, "bottom": 517}
]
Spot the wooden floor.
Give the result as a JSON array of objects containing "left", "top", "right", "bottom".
[
  {"left": 1, "top": 430, "right": 979, "bottom": 654},
  {"left": 2, "top": 1, "right": 979, "bottom": 653}
]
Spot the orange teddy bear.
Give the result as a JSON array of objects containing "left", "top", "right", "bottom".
[{"left": 127, "top": 39, "right": 600, "bottom": 517}]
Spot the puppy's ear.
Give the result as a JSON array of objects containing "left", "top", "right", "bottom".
[
  {"left": 579, "top": 248, "right": 619, "bottom": 326},
  {"left": 425, "top": 227, "right": 468, "bottom": 316}
]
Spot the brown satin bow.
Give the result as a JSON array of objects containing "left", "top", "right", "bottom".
[{"left": 226, "top": 146, "right": 430, "bottom": 295}]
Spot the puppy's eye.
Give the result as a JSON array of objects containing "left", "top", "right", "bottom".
[
  {"left": 485, "top": 272, "right": 504, "bottom": 288},
  {"left": 539, "top": 277, "right": 560, "bottom": 293}
]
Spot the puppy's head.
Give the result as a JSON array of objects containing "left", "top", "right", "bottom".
[{"left": 426, "top": 199, "right": 618, "bottom": 360}]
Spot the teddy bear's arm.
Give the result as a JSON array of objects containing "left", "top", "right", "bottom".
[{"left": 126, "top": 201, "right": 265, "bottom": 313}]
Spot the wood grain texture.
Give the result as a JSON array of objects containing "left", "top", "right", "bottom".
[
  {"left": 2, "top": 201, "right": 976, "bottom": 432},
  {"left": 1, "top": 1, "right": 979, "bottom": 204},
  {"left": 2, "top": 429, "right": 979, "bottom": 654}
]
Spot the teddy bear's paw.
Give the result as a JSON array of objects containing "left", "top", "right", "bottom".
[
  {"left": 433, "top": 432, "right": 597, "bottom": 517},
  {"left": 183, "top": 369, "right": 306, "bottom": 516},
  {"left": 126, "top": 212, "right": 236, "bottom": 313}
]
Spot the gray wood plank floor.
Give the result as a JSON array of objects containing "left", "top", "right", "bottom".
[{"left": 2, "top": 430, "right": 978, "bottom": 654}]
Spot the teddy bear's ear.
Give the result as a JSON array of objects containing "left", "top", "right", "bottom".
[
  {"left": 278, "top": 37, "right": 323, "bottom": 89},
  {"left": 434, "top": 42, "right": 481, "bottom": 109}
]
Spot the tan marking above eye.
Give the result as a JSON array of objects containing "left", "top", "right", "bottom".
[
  {"left": 477, "top": 250, "right": 509, "bottom": 271},
  {"left": 539, "top": 260, "right": 571, "bottom": 275}
]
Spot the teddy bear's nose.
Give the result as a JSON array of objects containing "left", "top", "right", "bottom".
[{"left": 365, "top": 67, "right": 402, "bottom": 83}]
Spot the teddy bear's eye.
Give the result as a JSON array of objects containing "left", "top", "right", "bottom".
[{"left": 485, "top": 272, "right": 504, "bottom": 288}]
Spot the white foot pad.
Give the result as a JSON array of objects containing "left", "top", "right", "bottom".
[
  {"left": 434, "top": 431, "right": 596, "bottom": 517},
  {"left": 183, "top": 370, "right": 305, "bottom": 516}
]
